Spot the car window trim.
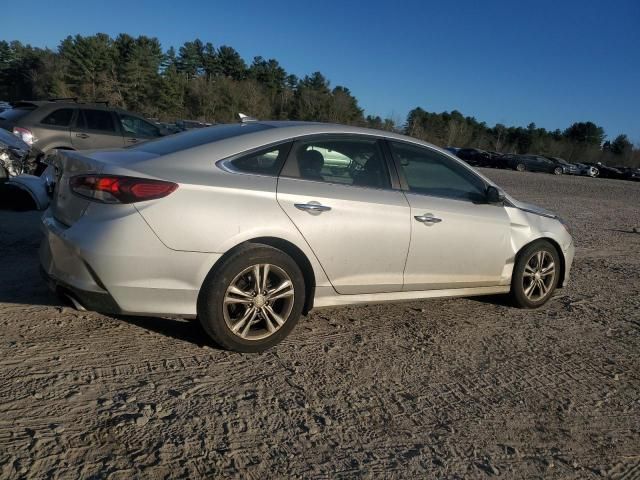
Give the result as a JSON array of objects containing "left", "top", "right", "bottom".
[
  {"left": 216, "top": 140, "right": 294, "bottom": 178},
  {"left": 387, "top": 139, "right": 492, "bottom": 204},
  {"left": 280, "top": 133, "right": 400, "bottom": 191}
]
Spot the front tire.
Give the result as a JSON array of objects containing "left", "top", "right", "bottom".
[
  {"left": 553, "top": 167, "right": 563, "bottom": 175},
  {"left": 197, "top": 244, "right": 305, "bottom": 352},
  {"left": 516, "top": 163, "right": 526, "bottom": 172},
  {"left": 510, "top": 240, "right": 561, "bottom": 308}
]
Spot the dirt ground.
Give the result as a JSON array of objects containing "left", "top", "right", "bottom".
[{"left": 0, "top": 169, "right": 639, "bottom": 479}]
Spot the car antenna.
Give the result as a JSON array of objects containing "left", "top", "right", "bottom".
[{"left": 238, "top": 113, "right": 257, "bottom": 123}]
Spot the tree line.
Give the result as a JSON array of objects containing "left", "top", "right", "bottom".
[{"left": 0, "top": 34, "right": 637, "bottom": 167}]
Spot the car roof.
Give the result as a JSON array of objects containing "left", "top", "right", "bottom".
[
  {"left": 132, "top": 120, "right": 459, "bottom": 162},
  {"left": 14, "top": 100, "right": 117, "bottom": 110},
  {"left": 250, "top": 120, "right": 446, "bottom": 147}
]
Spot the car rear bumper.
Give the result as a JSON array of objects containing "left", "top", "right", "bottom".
[
  {"left": 39, "top": 206, "right": 222, "bottom": 318},
  {"left": 40, "top": 264, "right": 122, "bottom": 314}
]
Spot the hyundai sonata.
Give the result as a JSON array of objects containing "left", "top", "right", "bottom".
[{"left": 40, "top": 121, "right": 574, "bottom": 352}]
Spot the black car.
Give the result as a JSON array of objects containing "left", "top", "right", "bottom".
[
  {"left": 508, "top": 155, "right": 570, "bottom": 174},
  {"left": 455, "top": 148, "right": 502, "bottom": 168},
  {"left": 617, "top": 166, "right": 640, "bottom": 182},
  {"left": 583, "top": 162, "right": 627, "bottom": 180},
  {"left": 544, "top": 156, "right": 578, "bottom": 175}
]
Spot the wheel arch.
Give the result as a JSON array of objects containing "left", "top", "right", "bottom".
[
  {"left": 200, "top": 237, "right": 317, "bottom": 315},
  {"left": 514, "top": 237, "right": 566, "bottom": 289}
]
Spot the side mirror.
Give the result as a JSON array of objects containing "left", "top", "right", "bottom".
[{"left": 486, "top": 185, "right": 505, "bottom": 204}]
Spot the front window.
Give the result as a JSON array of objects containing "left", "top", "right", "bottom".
[
  {"left": 390, "top": 141, "right": 487, "bottom": 201},
  {"left": 119, "top": 114, "right": 160, "bottom": 138},
  {"left": 283, "top": 137, "right": 390, "bottom": 189}
]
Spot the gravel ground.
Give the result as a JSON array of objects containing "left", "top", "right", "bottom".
[{"left": 0, "top": 169, "right": 639, "bottom": 479}]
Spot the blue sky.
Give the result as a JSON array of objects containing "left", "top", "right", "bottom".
[{"left": 3, "top": 0, "right": 639, "bottom": 142}]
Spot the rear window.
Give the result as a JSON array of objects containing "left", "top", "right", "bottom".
[
  {"left": 41, "top": 108, "right": 74, "bottom": 127},
  {"left": 222, "top": 143, "right": 291, "bottom": 176},
  {"left": 132, "top": 123, "right": 273, "bottom": 155},
  {"left": 80, "top": 109, "right": 117, "bottom": 132},
  {"left": 0, "top": 107, "right": 35, "bottom": 122}
]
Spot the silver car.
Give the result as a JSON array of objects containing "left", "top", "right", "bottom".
[{"left": 40, "top": 121, "right": 574, "bottom": 352}]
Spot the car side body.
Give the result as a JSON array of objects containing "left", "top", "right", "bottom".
[{"left": 40, "top": 122, "right": 574, "bottom": 316}]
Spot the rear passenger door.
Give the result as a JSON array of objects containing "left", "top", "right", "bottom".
[
  {"left": 276, "top": 135, "right": 410, "bottom": 294},
  {"left": 71, "top": 109, "right": 125, "bottom": 150}
]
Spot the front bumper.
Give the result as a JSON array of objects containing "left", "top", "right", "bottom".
[{"left": 561, "top": 238, "right": 575, "bottom": 287}]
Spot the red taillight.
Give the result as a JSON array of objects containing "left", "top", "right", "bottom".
[
  {"left": 13, "top": 126, "right": 36, "bottom": 146},
  {"left": 70, "top": 175, "right": 178, "bottom": 204}
]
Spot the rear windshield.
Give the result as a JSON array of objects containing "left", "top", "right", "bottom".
[
  {"left": 132, "top": 123, "right": 274, "bottom": 155},
  {"left": 0, "top": 107, "right": 35, "bottom": 122}
]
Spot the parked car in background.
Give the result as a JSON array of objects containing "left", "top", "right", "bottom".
[
  {"left": 617, "top": 166, "right": 640, "bottom": 182},
  {"left": 573, "top": 162, "right": 599, "bottom": 177},
  {"left": 40, "top": 121, "right": 574, "bottom": 352},
  {"left": 0, "top": 99, "right": 167, "bottom": 174},
  {"left": 444, "top": 146, "right": 460, "bottom": 155},
  {"left": 455, "top": 148, "right": 500, "bottom": 168},
  {"left": 508, "top": 155, "right": 570, "bottom": 174},
  {"left": 583, "top": 162, "right": 626, "bottom": 180},
  {"left": 544, "top": 157, "right": 578, "bottom": 175}
]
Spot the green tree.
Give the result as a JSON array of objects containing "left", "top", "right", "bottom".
[{"left": 217, "top": 46, "right": 247, "bottom": 80}]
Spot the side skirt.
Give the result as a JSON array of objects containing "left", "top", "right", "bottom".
[{"left": 312, "top": 285, "right": 511, "bottom": 309}]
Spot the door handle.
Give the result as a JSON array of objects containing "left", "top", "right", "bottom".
[
  {"left": 127, "top": 138, "right": 139, "bottom": 143},
  {"left": 76, "top": 133, "right": 89, "bottom": 139},
  {"left": 294, "top": 203, "right": 331, "bottom": 212},
  {"left": 414, "top": 214, "right": 442, "bottom": 223}
]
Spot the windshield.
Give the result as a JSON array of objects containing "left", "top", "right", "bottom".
[{"left": 0, "top": 107, "right": 35, "bottom": 122}]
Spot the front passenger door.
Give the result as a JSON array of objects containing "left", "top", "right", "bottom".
[
  {"left": 389, "top": 141, "right": 511, "bottom": 290},
  {"left": 118, "top": 113, "right": 162, "bottom": 146}
]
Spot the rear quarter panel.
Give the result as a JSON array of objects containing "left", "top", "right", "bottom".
[{"left": 135, "top": 171, "right": 332, "bottom": 288}]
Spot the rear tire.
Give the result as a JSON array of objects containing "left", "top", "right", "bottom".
[
  {"left": 510, "top": 240, "right": 561, "bottom": 308},
  {"left": 516, "top": 163, "right": 526, "bottom": 172},
  {"left": 197, "top": 244, "right": 305, "bottom": 352}
]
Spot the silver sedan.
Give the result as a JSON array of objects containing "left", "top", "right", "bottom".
[{"left": 40, "top": 121, "right": 574, "bottom": 352}]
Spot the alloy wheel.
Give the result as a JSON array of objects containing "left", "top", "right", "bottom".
[
  {"left": 522, "top": 251, "right": 556, "bottom": 301},
  {"left": 223, "top": 263, "right": 295, "bottom": 340}
]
